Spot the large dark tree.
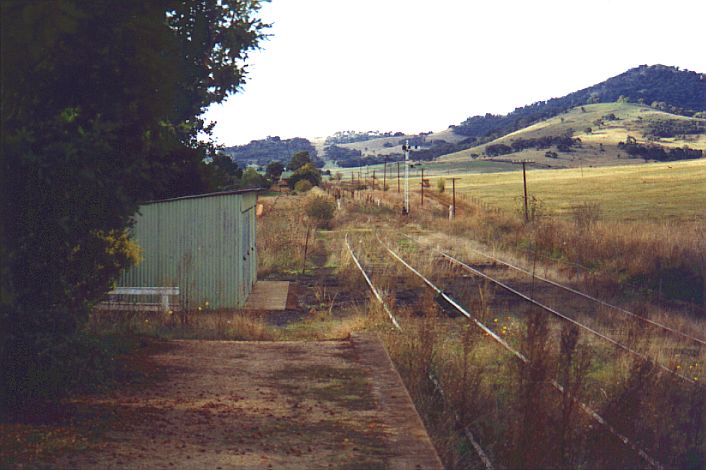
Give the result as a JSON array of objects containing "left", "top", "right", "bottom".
[
  {"left": 288, "top": 151, "right": 313, "bottom": 171},
  {"left": 0, "top": 0, "right": 267, "bottom": 410}
]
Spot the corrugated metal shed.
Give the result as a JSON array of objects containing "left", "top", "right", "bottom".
[{"left": 119, "top": 189, "right": 259, "bottom": 310}]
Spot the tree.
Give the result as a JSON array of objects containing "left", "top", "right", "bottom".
[
  {"left": 294, "top": 179, "right": 313, "bottom": 192},
  {"left": 288, "top": 163, "right": 322, "bottom": 189},
  {"left": 0, "top": 0, "right": 267, "bottom": 409},
  {"left": 206, "top": 154, "right": 242, "bottom": 190},
  {"left": 265, "top": 161, "right": 285, "bottom": 181},
  {"left": 241, "top": 167, "right": 267, "bottom": 189},
  {"left": 288, "top": 151, "right": 312, "bottom": 171},
  {"left": 304, "top": 195, "right": 336, "bottom": 229}
]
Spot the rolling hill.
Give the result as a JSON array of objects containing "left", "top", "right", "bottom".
[
  {"left": 451, "top": 64, "right": 705, "bottom": 143},
  {"left": 322, "top": 65, "right": 704, "bottom": 169},
  {"left": 439, "top": 102, "right": 705, "bottom": 168}
]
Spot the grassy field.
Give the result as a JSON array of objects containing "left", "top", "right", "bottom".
[
  {"left": 446, "top": 158, "right": 706, "bottom": 221},
  {"left": 327, "top": 159, "right": 518, "bottom": 178}
]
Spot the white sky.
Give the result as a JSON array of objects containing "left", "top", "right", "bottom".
[{"left": 204, "top": 0, "right": 706, "bottom": 146}]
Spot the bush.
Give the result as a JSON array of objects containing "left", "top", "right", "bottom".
[
  {"left": 294, "top": 179, "right": 313, "bottom": 192},
  {"left": 436, "top": 178, "right": 445, "bottom": 193},
  {"left": 241, "top": 167, "right": 267, "bottom": 188},
  {"left": 304, "top": 195, "right": 336, "bottom": 229},
  {"left": 288, "top": 163, "right": 322, "bottom": 189}
]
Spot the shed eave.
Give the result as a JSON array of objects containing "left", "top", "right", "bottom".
[{"left": 142, "top": 188, "right": 265, "bottom": 206}]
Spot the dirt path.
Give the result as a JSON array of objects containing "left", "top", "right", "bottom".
[{"left": 50, "top": 334, "right": 441, "bottom": 469}]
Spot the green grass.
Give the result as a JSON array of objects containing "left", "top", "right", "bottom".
[
  {"left": 327, "top": 159, "right": 517, "bottom": 179},
  {"left": 451, "top": 158, "right": 706, "bottom": 221}
]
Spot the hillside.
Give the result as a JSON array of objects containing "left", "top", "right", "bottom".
[
  {"left": 439, "top": 103, "right": 705, "bottom": 168},
  {"left": 223, "top": 136, "right": 321, "bottom": 167},
  {"left": 451, "top": 65, "right": 706, "bottom": 143},
  {"left": 323, "top": 65, "right": 704, "bottom": 168}
]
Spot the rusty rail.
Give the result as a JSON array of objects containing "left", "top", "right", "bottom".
[
  {"left": 458, "top": 241, "right": 706, "bottom": 347},
  {"left": 344, "top": 233, "right": 494, "bottom": 469},
  {"left": 377, "top": 232, "right": 663, "bottom": 469}
]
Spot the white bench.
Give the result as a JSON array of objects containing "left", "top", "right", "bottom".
[{"left": 96, "top": 287, "right": 180, "bottom": 313}]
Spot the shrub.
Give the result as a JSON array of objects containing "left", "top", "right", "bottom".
[
  {"left": 288, "top": 163, "right": 322, "bottom": 189},
  {"left": 294, "top": 179, "right": 313, "bottom": 192},
  {"left": 436, "top": 178, "right": 445, "bottom": 193},
  {"left": 241, "top": 167, "right": 267, "bottom": 188},
  {"left": 304, "top": 195, "right": 336, "bottom": 229}
]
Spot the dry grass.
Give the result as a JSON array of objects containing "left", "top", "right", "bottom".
[
  {"left": 448, "top": 158, "right": 706, "bottom": 222},
  {"left": 338, "top": 213, "right": 705, "bottom": 468}
]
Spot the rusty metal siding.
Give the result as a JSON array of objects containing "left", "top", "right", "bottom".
[{"left": 119, "top": 191, "right": 258, "bottom": 309}]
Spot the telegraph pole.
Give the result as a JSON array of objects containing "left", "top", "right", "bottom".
[
  {"left": 512, "top": 160, "right": 534, "bottom": 223},
  {"left": 420, "top": 168, "right": 425, "bottom": 207},
  {"left": 383, "top": 157, "right": 387, "bottom": 191},
  {"left": 403, "top": 140, "right": 410, "bottom": 214}
]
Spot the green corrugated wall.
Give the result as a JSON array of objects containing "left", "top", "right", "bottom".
[{"left": 119, "top": 191, "right": 258, "bottom": 309}]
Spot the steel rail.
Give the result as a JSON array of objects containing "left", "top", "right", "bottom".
[
  {"left": 435, "top": 249, "right": 697, "bottom": 385},
  {"left": 376, "top": 233, "right": 663, "bottom": 469},
  {"left": 396, "top": 233, "right": 696, "bottom": 384},
  {"left": 454, "top": 241, "right": 706, "bottom": 347},
  {"left": 345, "top": 234, "right": 494, "bottom": 469},
  {"left": 511, "top": 243, "right": 704, "bottom": 316},
  {"left": 345, "top": 234, "right": 401, "bottom": 331}
]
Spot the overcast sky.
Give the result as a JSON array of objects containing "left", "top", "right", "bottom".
[{"left": 204, "top": 0, "right": 706, "bottom": 146}]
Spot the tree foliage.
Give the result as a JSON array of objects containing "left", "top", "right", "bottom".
[
  {"left": 288, "top": 163, "right": 322, "bottom": 189},
  {"left": 240, "top": 167, "right": 268, "bottom": 189},
  {"left": 304, "top": 195, "right": 336, "bottom": 229},
  {"left": 265, "top": 161, "right": 285, "bottom": 181},
  {"left": 294, "top": 179, "right": 313, "bottom": 193},
  {"left": 288, "top": 151, "right": 314, "bottom": 172},
  {"left": 617, "top": 141, "right": 703, "bottom": 161},
  {"left": 223, "top": 136, "right": 320, "bottom": 167},
  {"left": 0, "top": 0, "right": 267, "bottom": 409}
]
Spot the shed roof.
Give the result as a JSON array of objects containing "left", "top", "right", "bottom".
[{"left": 143, "top": 188, "right": 264, "bottom": 206}]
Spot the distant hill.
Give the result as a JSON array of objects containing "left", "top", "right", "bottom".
[
  {"left": 222, "top": 136, "right": 321, "bottom": 168},
  {"left": 451, "top": 65, "right": 706, "bottom": 143},
  {"left": 439, "top": 102, "right": 705, "bottom": 168},
  {"left": 324, "top": 130, "right": 406, "bottom": 146}
]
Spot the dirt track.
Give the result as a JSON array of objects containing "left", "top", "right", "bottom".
[{"left": 51, "top": 334, "right": 441, "bottom": 469}]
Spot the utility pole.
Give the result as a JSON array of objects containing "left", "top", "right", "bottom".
[
  {"left": 420, "top": 168, "right": 425, "bottom": 207},
  {"left": 449, "top": 177, "right": 461, "bottom": 219},
  {"left": 397, "top": 161, "right": 401, "bottom": 193},
  {"left": 383, "top": 157, "right": 387, "bottom": 191},
  {"left": 512, "top": 160, "right": 534, "bottom": 223},
  {"left": 403, "top": 140, "right": 410, "bottom": 214},
  {"left": 372, "top": 170, "right": 376, "bottom": 190}
]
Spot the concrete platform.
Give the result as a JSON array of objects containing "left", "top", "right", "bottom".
[
  {"left": 50, "top": 334, "right": 443, "bottom": 468},
  {"left": 243, "top": 280, "right": 290, "bottom": 310}
]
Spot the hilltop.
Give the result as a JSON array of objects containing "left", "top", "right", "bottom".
[
  {"left": 222, "top": 136, "right": 321, "bottom": 167},
  {"left": 451, "top": 65, "right": 705, "bottom": 144}
]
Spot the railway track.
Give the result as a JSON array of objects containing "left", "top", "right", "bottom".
[
  {"left": 345, "top": 234, "right": 494, "bottom": 469},
  {"left": 399, "top": 232, "right": 704, "bottom": 386},
  {"left": 346, "top": 231, "right": 665, "bottom": 469}
]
